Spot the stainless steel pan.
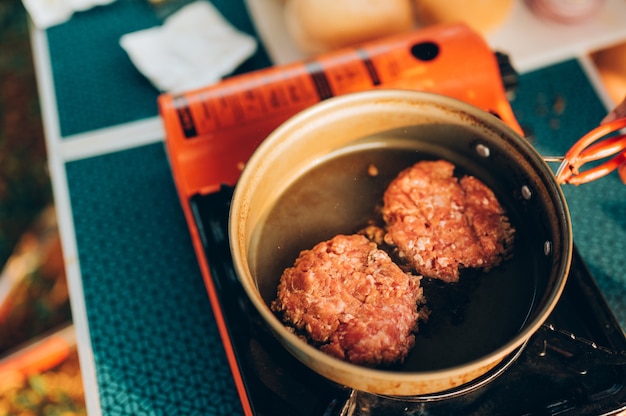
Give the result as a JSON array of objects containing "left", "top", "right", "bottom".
[{"left": 229, "top": 89, "right": 572, "bottom": 396}]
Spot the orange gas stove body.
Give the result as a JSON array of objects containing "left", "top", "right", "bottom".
[{"left": 159, "top": 23, "right": 521, "bottom": 197}]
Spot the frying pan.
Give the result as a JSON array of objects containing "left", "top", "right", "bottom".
[{"left": 229, "top": 89, "right": 573, "bottom": 396}]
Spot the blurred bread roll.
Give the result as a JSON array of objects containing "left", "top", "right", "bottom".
[
  {"left": 414, "top": 0, "right": 513, "bottom": 35},
  {"left": 284, "top": 0, "right": 415, "bottom": 54}
]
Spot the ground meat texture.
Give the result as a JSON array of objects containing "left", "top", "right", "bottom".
[
  {"left": 382, "top": 160, "right": 514, "bottom": 283},
  {"left": 271, "top": 234, "right": 424, "bottom": 367}
]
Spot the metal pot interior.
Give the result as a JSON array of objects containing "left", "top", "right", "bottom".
[{"left": 230, "top": 90, "right": 572, "bottom": 394}]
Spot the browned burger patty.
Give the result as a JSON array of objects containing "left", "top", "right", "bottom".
[
  {"left": 382, "top": 160, "right": 514, "bottom": 283},
  {"left": 271, "top": 234, "right": 425, "bottom": 367}
]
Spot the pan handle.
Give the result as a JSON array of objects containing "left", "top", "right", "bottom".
[{"left": 549, "top": 116, "right": 626, "bottom": 186}]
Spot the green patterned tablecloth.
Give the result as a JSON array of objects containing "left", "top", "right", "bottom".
[
  {"left": 46, "top": 0, "right": 271, "bottom": 137},
  {"left": 66, "top": 143, "right": 244, "bottom": 415}
]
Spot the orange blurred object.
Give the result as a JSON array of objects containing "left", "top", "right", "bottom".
[
  {"left": 591, "top": 42, "right": 626, "bottom": 106},
  {"left": 0, "top": 325, "right": 75, "bottom": 382}
]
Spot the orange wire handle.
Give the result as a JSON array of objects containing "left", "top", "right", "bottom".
[{"left": 555, "top": 116, "right": 626, "bottom": 185}]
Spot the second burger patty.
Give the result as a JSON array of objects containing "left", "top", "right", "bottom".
[{"left": 382, "top": 160, "right": 515, "bottom": 283}]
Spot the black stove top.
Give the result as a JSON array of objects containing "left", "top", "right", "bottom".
[{"left": 191, "top": 186, "right": 626, "bottom": 416}]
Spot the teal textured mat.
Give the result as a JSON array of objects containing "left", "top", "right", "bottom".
[
  {"left": 66, "top": 143, "right": 243, "bottom": 415},
  {"left": 510, "top": 59, "right": 626, "bottom": 329},
  {"left": 47, "top": 0, "right": 272, "bottom": 137}
]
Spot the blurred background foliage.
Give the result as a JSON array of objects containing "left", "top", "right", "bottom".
[
  {"left": 0, "top": 0, "right": 52, "bottom": 267},
  {"left": 0, "top": 1, "right": 85, "bottom": 414}
]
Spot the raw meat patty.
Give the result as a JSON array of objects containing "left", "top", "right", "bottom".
[
  {"left": 271, "top": 234, "right": 425, "bottom": 367},
  {"left": 382, "top": 160, "right": 514, "bottom": 282}
]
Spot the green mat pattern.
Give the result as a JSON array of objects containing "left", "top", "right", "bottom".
[
  {"left": 46, "top": 0, "right": 272, "bottom": 137},
  {"left": 66, "top": 143, "right": 243, "bottom": 415}
]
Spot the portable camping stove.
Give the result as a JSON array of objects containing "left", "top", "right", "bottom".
[{"left": 158, "top": 24, "right": 626, "bottom": 415}]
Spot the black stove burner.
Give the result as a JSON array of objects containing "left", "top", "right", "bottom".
[{"left": 191, "top": 186, "right": 626, "bottom": 416}]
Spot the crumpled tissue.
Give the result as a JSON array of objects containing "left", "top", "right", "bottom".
[
  {"left": 22, "top": 0, "right": 116, "bottom": 29},
  {"left": 120, "top": 1, "right": 258, "bottom": 93}
]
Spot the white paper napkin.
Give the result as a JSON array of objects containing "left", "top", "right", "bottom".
[
  {"left": 22, "top": 0, "right": 116, "bottom": 29},
  {"left": 120, "top": 1, "right": 258, "bottom": 93}
]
